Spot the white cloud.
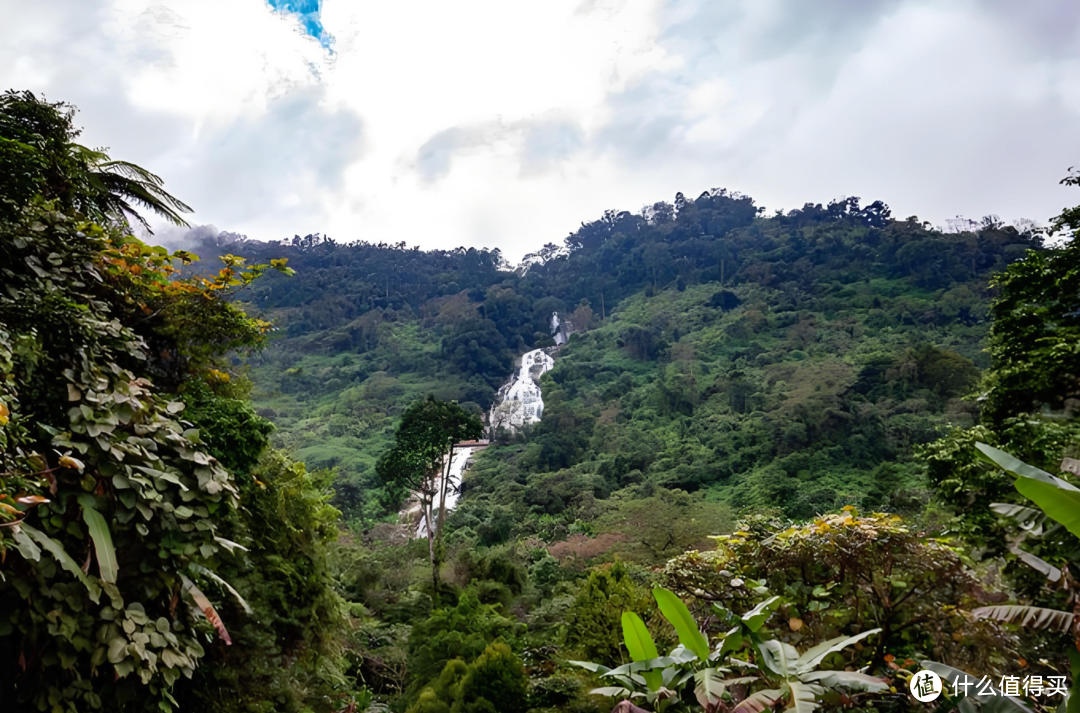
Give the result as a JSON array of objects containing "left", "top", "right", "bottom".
[{"left": 4, "top": 0, "right": 1080, "bottom": 259}]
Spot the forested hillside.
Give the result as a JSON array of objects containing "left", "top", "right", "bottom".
[
  {"left": 204, "top": 192, "right": 1040, "bottom": 525},
  {"left": 7, "top": 89, "right": 1080, "bottom": 713}
]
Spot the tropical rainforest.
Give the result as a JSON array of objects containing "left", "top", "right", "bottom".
[{"left": 2, "top": 90, "right": 1079, "bottom": 713}]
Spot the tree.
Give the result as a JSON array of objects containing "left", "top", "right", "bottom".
[
  {"left": 0, "top": 93, "right": 340, "bottom": 712},
  {"left": 663, "top": 510, "right": 1013, "bottom": 675},
  {"left": 0, "top": 195, "right": 294, "bottom": 711},
  {"left": 600, "top": 489, "right": 732, "bottom": 562},
  {"left": 970, "top": 444, "right": 1080, "bottom": 649},
  {"left": 563, "top": 561, "right": 660, "bottom": 663},
  {"left": 0, "top": 90, "right": 191, "bottom": 231},
  {"left": 407, "top": 642, "right": 528, "bottom": 713},
  {"left": 405, "top": 590, "right": 516, "bottom": 698},
  {"left": 376, "top": 395, "right": 482, "bottom": 595},
  {"left": 924, "top": 167, "right": 1080, "bottom": 588},
  {"left": 981, "top": 231, "right": 1080, "bottom": 425}
]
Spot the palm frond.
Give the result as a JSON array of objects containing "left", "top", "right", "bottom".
[
  {"left": 72, "top": 143, "right": 193, "bottom": 230},
  {"left": 972, "top": 605, "right": 1074, "bottom": 633}
]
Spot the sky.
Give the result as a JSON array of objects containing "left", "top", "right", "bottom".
[{"left": 4, "top": 0, "right": 1080, "bottom": 261}]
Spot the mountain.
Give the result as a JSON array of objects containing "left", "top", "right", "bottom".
[
  {"left": 198, "top": 190, "right": 1040, "bottom": 529},
  {"left": 6, "top": 88, "right": 1072, "bottom": 713}
]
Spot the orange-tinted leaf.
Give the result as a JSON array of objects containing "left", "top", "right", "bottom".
[
  {"left": 181, "top": 574, "right": 231, "bottom": 645},
  {"left": 59, "top": 455, "right": 85, "bottom": 472},
  {"left": 16, "top": 495, "right": 50, "bottom": 506}
]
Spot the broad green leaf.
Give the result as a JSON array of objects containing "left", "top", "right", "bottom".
[
  {"left": 695, "top": 668, "right": 726, "bottom": 709},
  {"left": 12, "top": 529, "right": 41, "bottom": 561},
  {"left": 1014, "top": 476, "right": 1080, "bottom": 541},
  {"left": 653, "top": 587, "right": 710, "bottom": 660},
  {"left": 78, "top": 495, "right": 118, "bottom": 583},
  {"left": 22, "top": 523, "right": 101, "bottom": 603},
  {"left": 977, "top": 443, "right": 1080, "bottom": 539},
  {"left": 667, "top": 666, "right": 696, "bottom": 689},
  {"left": 568, "top": 660, "right": 612, "bottom": 674},
  {"left": 788, "top": 681, "right": 823, "bottom": 713},
  {"left": 802, "top": 670, "right": 888, "bottom": 692},
  {"left": 733, "top": 688, "right": 783, "bottom": 713},
  {"left": 621, "top": 611, "right": 659, "bottom": 662},
  {"left": 741, "top": 595, "right": 781, "bottom": 632},
  {"left": 716, "top": 627, "right": 744, "bottom": 658},
  {"left": 758, "top": 639, "right": 798, "bottom": 677},
  {"left": 107, "top": 636, "right": 129, "bottom": 664},
  {"left": 590, "top": 686, "right": 633, "bottom": 698},
  {"left": 795, "top": 628, "right": 881, "bottom": 674},
  {"left": 976, "top": 443, "right": 1058, "bottom": 481},
  {"left": 642, "top": 669, "right": 663, "bottom": 692},
  {"left": 972, "top": 605, "right": 1073, "bottom": 633},
  {"left": 621, "top": 612, "right": 662, "bottom": 691},
  {"left": 1066, "top": 649, "right": 1080, "bottom": 713}
]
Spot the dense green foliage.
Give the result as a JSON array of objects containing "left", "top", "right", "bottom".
[
  {"left": 7, "top": 88, "right": 1077, "bottom": 713},
  {"left": 408, "top": 642, "right": 529, "bottom": 713},
  {"left": 922, "top": 180, "right": 1080, "bottom": 680},
  {"left": 0, "top": 90, "right": 192, "bottom": 231},
  {"left": 213, "top": 188, "right": 1037, "bottom": 527},
  {"left": 406, "top": 590, "right": 518, "bottom": 695},
  {"left": 0, "top": 93, "right": 347, "bottom": 713},
  {"left": 664, "top": 511, "right": 1011, "bottom": 673},
  {"left": 981, "top": 233, "right": 1080, "bottom": 425}
]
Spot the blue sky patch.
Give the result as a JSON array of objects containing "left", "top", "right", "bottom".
[{"left": 267, "top": 0, "right": 332, "bottom": 50}]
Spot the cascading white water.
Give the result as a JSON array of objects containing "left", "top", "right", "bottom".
[
  {"left": 487, "top": 348, "right": 555, "bottom": 433},
  {"left": 406, "top": 312, "right": 566, "bottom": 537},
  {"left": 414, "top": 445, "right": 481, "bottom": 538}
]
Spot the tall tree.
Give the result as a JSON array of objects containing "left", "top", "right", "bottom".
[
  {"left": 376, "top": 396, "right": 482, "bottom": 595},
  {"left": 981, "top": 170, "right": 1079, "bottom": 425},
  {"left": 0, "top": 90, "right": 192, "bottom": 231},
  {"left": 0, "top": 92, "right": 338, "bottom": 713}
]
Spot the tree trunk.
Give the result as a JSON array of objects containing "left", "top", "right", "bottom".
[
  {"left": 423, "top": 495, "right": 435, "bottom": 565},
  {"left": 432, "top": 444, "right": 458, "bottom": 604},
  {"left": 436, "top": 443, "right": 454, "bottom": 541},
  {"left": 425, "top": 495, "right": 439, "bottom": 604}
]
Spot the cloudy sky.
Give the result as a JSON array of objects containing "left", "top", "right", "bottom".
[{"left": 5, "top": 0, "right": 1080, "bottom": 260}]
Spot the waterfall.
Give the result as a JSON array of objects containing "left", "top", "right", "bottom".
[{"left": 488, "top": 311, "right": 567, "bottom": 434}]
